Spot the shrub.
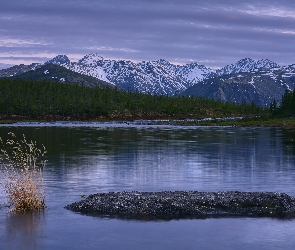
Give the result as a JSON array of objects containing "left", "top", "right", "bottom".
[{"left": 0, "top": 132, "right": 46, "bottom": 212}]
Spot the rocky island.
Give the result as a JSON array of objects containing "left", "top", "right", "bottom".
[{"left": 65, "top": 191, "right": 295, "bottom": 220}]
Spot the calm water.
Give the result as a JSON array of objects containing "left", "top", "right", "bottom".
[{"left": 1, "top": 123, "right": 295, "bottom": 249}]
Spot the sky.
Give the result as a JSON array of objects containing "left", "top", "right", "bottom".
[{"left": 1, "top": 0, "right": 295, "bottom": 70}]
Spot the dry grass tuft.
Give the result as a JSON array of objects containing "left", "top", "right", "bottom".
[{"left": 0, "top": 132, "right": 47, "bottom": 212}]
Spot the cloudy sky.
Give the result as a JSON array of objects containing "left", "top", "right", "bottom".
[{"left": 1, "top": 0, "right": 295, "bottom": 69}]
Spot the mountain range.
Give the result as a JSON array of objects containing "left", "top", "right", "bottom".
[{"left": 1, "top": 53, "right": 295, "bottom": 107}]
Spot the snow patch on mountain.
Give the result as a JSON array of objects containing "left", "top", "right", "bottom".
[
  {"left": 78, "top": 53, "right": 104, "bottom": 66},
  {"left": 176, "top": 63, "right": 217, "bottom": 84}
]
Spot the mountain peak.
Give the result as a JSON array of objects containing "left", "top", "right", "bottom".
[
  {"left": 238, "top": 58, "right": 255, "bottom": 62},
  {"left": 255, "top": 59, "right": 280, "bottom": 69},
  {"left": 78, "top": 53, "right": 104, "bottom": 65},
  {"left": 45, "top": 55, "right": 70, "bottom": 65},
  {"left": 217, "top": 58, "right": 280, "bottom": 75},
  {"left": 156, "top": 59, "right": 170, "bottom": 64}
]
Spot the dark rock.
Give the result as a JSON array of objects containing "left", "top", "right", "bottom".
[{"left": 65, "top": 191, "right": 295, "bottom": 220}]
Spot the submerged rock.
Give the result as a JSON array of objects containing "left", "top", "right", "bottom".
[{"left": 65, "top": 191, "right": 295, "bottom": 220}]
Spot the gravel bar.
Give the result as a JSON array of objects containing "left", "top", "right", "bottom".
[{"left": 65, "top": 191, "right": 295, "bottom": 220}]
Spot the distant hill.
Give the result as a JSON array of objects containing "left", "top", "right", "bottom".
[
  {"left": 0, "top": 63, "right": 42, "bottom": 77},
  {"left": 9, "top": 64, "right": 115, "bottom": 88}
]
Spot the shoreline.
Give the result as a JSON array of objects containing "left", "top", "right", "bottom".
[
  {"left": 1, "top": 116, "right": 295, "bottom": 128},
  {"left": 65, "top": 191, "right": 295, "bottom": 220}
]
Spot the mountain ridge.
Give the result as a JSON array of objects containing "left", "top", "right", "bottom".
[
  {"left": 181, "top": 66, "right": 295, "bottom": 107},
  {"left": 9, "top": 64, "right": 115, "bottom": 88},
  {"left": 44, "top": 53, "right": 283, "bottom": 95}
]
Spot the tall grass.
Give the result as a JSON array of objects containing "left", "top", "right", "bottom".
[{"left": 0, "top": 132, "right": 46, "bottom": 212}]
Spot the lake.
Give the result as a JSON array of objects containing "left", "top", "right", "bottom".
[{"left": 1, "top": 123, "right": 295, "bottom": 250}]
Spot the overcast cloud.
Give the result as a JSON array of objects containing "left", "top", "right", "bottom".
[{"left": 0, "top": 0, "right": 295, "bottom": 69}]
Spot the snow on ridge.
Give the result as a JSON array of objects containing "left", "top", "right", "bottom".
[
  {"left": 255, "top": 59, "right": 279, "bottom": 69},
  {"left": 282, "top": 72, "right": 295, "bottom": 78},
  {"left": 46, "top": 55, "right": 70, "bottom": 65},
  {"left": 78, "top": 53, "right": 104, "bottom": 65}
]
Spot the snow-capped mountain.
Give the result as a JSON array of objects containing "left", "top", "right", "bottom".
[
  {"left": 46, "top": 55, "right": 70, "bottom": 65},
  {"left": 44, "top": 53, "right": 216, "bottom": 95},
  {"left": 182, "top": 65, "right": 295, "bottom": 107},
  {"left": 0, "top": 54, "right": 283, "bottom": 97},
  {"left": 46, "top": 54, "right": 283, "bottom": 95}
]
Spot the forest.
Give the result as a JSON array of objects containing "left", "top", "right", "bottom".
[{"left": 0, "top": 78, "right": 267, "bottom": 120}]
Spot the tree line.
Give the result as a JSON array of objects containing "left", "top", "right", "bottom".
[
  {"left": 0, "top": 78, "right": 265, "bottom": 120},
  {"left": 270, "top": 89, "right": 295, "bottom": 117}
]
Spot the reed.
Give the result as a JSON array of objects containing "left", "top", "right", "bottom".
[{"left": 0, "top": 132, "right": 46, "bottom": 212}]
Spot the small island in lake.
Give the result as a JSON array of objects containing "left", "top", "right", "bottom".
[{"left": 65, "top": 191, "right": 295, "bottom": 220}]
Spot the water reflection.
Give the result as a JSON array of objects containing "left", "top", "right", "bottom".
[
  {"left": 5, "top": 211, "right": 44, "bottom": 250},
  {"left": 1, "top": 126, "right": 295, "bottom": 195},
  {"left": 1, "top": 125, "right": 295, "bottom": 249},
  {"left": 281, "top": 129, "right": 295, "bottom": 156}
]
